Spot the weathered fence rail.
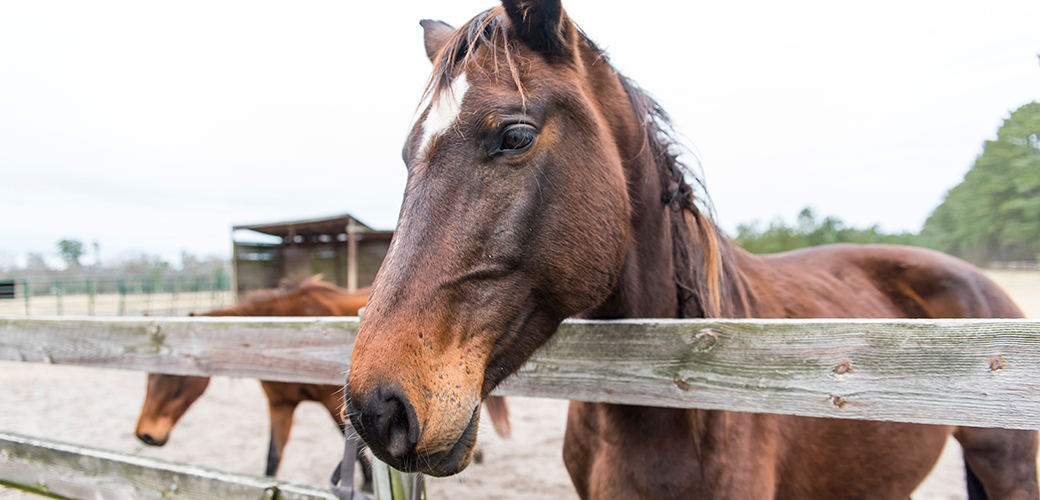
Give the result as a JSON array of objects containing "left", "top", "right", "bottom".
[
  {"left": 0, "top": 432, "right": 336, "bottom": 500},
  {"left": 3, "top": 316, "right": 1040, "bottom": 430}
]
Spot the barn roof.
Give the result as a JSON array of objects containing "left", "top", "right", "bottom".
[{"left": 233, "top": 213, "right": 392, "bottom": 239}]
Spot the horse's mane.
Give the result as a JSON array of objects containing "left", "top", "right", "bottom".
[
  {"left": 615, "top": 75, "right": 750, "bottom": 318},
  {"left": 426, "top": 8, "right": 748, "bottom": 319}
]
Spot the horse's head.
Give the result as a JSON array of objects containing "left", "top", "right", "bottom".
[
  {"left": 346, "top": 0, "right": 666, "bottom": 476},
  {"left": 135, "top": 373, "right": 211, "bottom": 446}
]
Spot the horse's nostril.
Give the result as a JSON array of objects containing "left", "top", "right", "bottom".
[
  {"left": 361, "top": 388, "right": 419, "bottom": 461},
  {"left": 137, "top": 433, "right": 164, "bottom": 446}
]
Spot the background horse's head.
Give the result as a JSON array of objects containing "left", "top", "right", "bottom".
[
  {"left": 135, "top": 373, "right": 210, "bottom": 446},
  {"left": 345, "top": 0, "right": 704, "bottom": 476}
]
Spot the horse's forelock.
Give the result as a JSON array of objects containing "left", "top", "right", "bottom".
[{"left": 424, "top": 8, "right": 525, "bottom": 110}]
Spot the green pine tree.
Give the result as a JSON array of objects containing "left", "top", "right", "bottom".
[{"left": 921, "top": 102, "right": 1040, "bottom": 264}]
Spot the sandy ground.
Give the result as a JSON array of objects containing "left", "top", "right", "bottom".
[{"left": 1, "top": 270, "right": 1038, "bottom": 499}]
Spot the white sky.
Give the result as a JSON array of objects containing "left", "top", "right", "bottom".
[{"left": 2, "top": 0, "right": 1038, "bottom": 266}]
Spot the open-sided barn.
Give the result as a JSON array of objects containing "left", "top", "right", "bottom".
[{"left": 232, "top": 213, "right": 392, "bottom": 297}]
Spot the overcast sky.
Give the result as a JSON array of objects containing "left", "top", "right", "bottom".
[{"left": 2, "top": 0, "right": 1038, "bottom": 267}]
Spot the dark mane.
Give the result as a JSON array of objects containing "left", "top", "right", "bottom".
[
  {"left": 426, "top": 9, "right": 747, "bottom": 318},
  {"left": 615, "top": 73, "right": 749, "bottom": 318}
]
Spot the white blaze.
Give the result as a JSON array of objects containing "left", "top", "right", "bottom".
[{"left": 419, "top": 73, "right": 470, "bottom": 154}]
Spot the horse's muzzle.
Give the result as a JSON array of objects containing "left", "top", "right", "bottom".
[
  {"left": 136, "top": 431, "right": 168, "bottom": 447},
  {"left": 346, "top": 385, "right": 480, "bottom": 477},
  {"left": 353, "top": 384, "right": 420, "bottom": 461}
]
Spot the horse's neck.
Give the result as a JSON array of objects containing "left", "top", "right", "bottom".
[{"left": 578, "top": 70, "right": 678, "bottom": 319}]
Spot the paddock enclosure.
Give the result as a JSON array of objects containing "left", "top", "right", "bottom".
[
  {"left": 1, "top": 271, "right": 1039, "bottom": 499},
  {"left": 0, "top": 275, "right": 232, "bottom": 318}
]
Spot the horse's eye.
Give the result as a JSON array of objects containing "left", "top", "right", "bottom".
[{"left": 500, "top": 124, "right": 537, "bottom": 153}]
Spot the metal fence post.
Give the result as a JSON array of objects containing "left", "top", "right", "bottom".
[
  {"left": 138, "top": 279, "right": 147, "bottom": 316},
  {"left": 87, "top": 279, "right": 95, "bottom": 316},
  {"left": 55, "top": 279, "right": 63, "bottom": 316},
  {"left": 22, "top": 280, "right": 30, "bottom": 316},
  {"left": 117, "top": 279, "right": 126, "bottom": 316},
  {"left": 171, "top": 277, "right": 180, "bottom": 316}
]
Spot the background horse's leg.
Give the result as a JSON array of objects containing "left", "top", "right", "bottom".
[
  {"left": 262, "top": 381, "right": 300, "bottom": 477},
  {"left": 955, "top": 427, "right": 1039, "bottom": 499},
  {"left": 319, "top": 384, "right": 372, "bottom": 492},
  {"left": 484, "top": 396, "right": 511, "bottom": 439},
  {"left": 966, "top": 460, "right": 990, "bottom": 500}
]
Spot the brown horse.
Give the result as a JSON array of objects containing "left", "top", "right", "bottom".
[
  {"left": 344, "top": 1, "right": 1039, "bottom": 499},
  {"left": 136, "top": 277, "right": 513, "bottom": 478},
  {"left": 135, "top": 278, "right": 372, "bottom": 478}
]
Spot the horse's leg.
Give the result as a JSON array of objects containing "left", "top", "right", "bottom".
[
  {"left": 262, "top": 381, "right": 300, "bottom": 477},
  {"left": 967, "top": 460, "right": 990, "bottom": 500},
  {"left": 318, "top": 384, "right": 372, "bottom": 492},
  {"left": 955, "top": 427, "right": 1039, "bottom": 499},
  {"left": 484, "top": 396, "right": 511, "bottom": 439}
]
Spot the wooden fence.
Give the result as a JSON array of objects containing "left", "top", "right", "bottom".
[{"left": 2, "top": 315, "right": 1040, "bottom": 498}]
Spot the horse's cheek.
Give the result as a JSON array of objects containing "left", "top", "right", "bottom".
[{"left": 541, "top": 164, "right": 630, "bottom": 311}]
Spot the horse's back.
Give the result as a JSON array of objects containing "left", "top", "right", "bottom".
[{"left": 747, "top": 244, "right": 1024, "bottom": 320}]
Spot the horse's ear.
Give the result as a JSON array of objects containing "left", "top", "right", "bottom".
[
  {"left": 420, "top": 19, "right": 455, "bottom": 63},
  {"left": 501, "top": 0, "right": 570, "bottom": 56}
]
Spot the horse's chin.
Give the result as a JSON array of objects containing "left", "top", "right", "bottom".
[{"left": 392, "top": 405, "right": 481, "bottom": 477}]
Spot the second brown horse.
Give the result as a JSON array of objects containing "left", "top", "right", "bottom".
[{"left": 135, "top": 277, "right": 511, "bottom": 478}]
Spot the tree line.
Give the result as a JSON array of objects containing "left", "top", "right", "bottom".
[
  {"left": 732, "top": 208, "right": 919, "bottom": 255},
  {"left": 734, "top": 101, "right": 1040, "bottom": 266},
  {"left": 1, "top": 241, "right": 229, "bottom": 282}
]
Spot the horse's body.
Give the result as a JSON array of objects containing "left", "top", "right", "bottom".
[
  {"left": 136, "top": 278, "right": 512, "bottom": 478},
  {"left": 565, "top": 244, "right": 1036, "bottom": 499},
  {"left": 345, "top": 1, "right": 1038, "bottom": 499}
]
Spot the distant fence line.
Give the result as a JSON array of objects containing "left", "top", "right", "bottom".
[
  {"left": 0, "top": 275, "right": 232, "bottom": 317},
  {"left": 988, "top": 261, "right": 1040, "bottom": 271}
]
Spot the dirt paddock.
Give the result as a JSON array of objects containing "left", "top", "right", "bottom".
[{"left": 2, "top": 270, "right": 1038, "bottom": 499}]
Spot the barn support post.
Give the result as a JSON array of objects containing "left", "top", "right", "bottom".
[
  {"left": 230, "top": 228, "right": 239, "bottom": 301},
  {"left": 347, "top": 220, "right": 358, "bottom": 292},
  {"left": 333, "top": 241, "right": 344, "bottom": 288}
]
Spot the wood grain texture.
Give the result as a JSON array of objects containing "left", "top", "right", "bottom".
[
  {"left": 0, "top": 316, "right": 357, "bottom": 385},
  {"left": 3, "top": 316, "right": 1040, "bottom": 429},
  {"left": 0, "top": 432, "right": 337, "bottom": 500},
  {"left": 499, "top": 318, "right": 1040, "bottom": 430}
]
